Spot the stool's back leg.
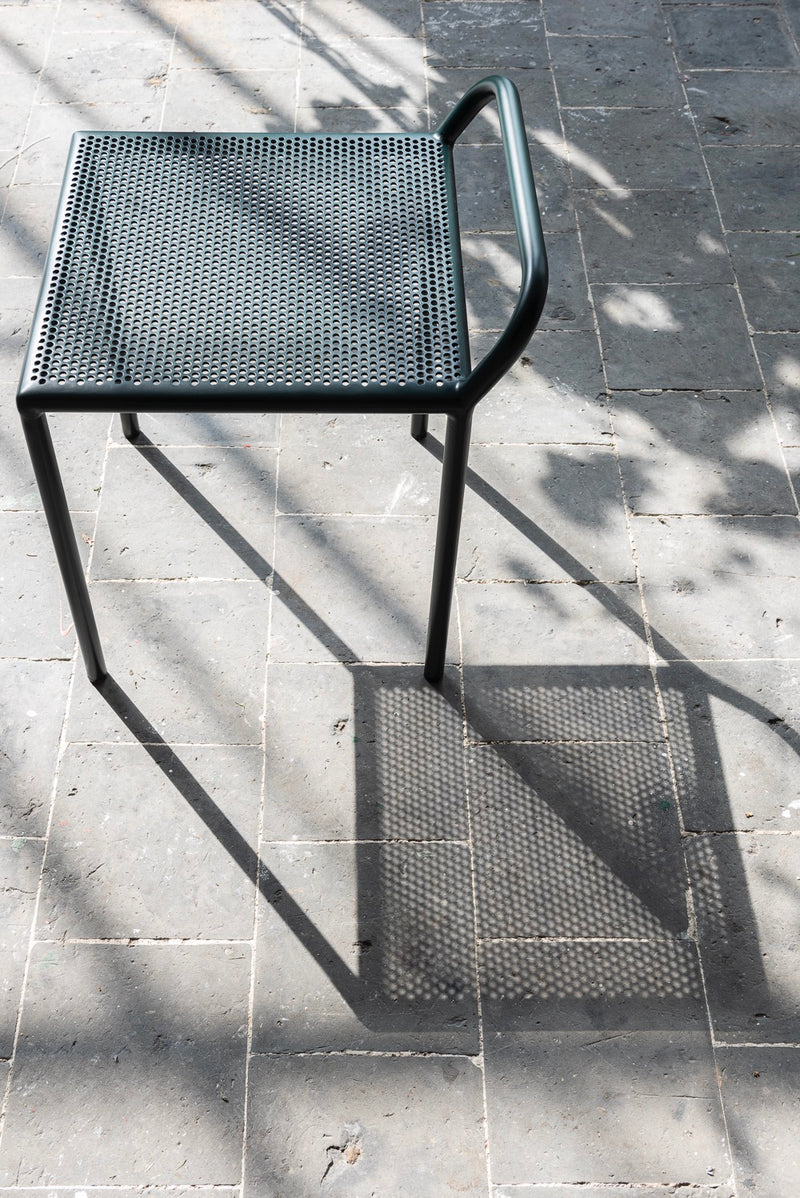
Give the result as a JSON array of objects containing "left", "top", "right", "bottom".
[
  {"left": 120, "top": 413, "right": 140, "bottom": 440},
  {"left": 411, "top": 414, "right": 428, "bottom": 440},
  {"left": 20, "top": 410, "right": 107, "bottom": 683},
  {"left": 424, "top": 409, "right": 473, "bottom": 684}
]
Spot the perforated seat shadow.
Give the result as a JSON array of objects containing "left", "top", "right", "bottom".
[{"left": 18, "top": 75, "right": 547, "bottom": 685}]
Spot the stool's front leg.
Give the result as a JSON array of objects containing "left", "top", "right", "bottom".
[
  {"left": 424, "top": 409, "right": 473, "bottom": 684},
  {"left": 20, "top": 409, "right": 107, "bottom": 683}
]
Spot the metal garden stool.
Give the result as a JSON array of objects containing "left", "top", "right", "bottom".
[{"left": 18, "top": 75, "right": 547, "bottom": 685}]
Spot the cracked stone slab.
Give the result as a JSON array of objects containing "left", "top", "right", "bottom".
[
  {"left": 0, "top": 154, "right": 15, "bottom": 202},
  {"left": 0, "top": 658, "right": 71, "bottom": 837},
  {"left": 0, "top": 182, "right": 59, "bottom": 276},
  {"left": 262, "top": 663, "right": 467, "bottom": 842},
  {"left": 686, "top": 833, "right": 800, "bottom": 1043},
  {"left": 294, "top": 104, "right": 425, "bottom": 133},
  {"left": 785, "top": 446, "right": 800, "bottom": 500},
  {"left": 705, "top": 147, "right": 800, "bottom": 233},
  {"left": 470, "top": 329, "right": 610, "bottom": 445},
  {"left": 302, "top": 0, "right": 424, "bottom": 40},
  {"left": 543, "top": 0, "right": 665, "bottom": 35},
  {"left": 243, "top": 1053, "right": 486, "bottom": 1196},
  {"left": 0, "top": 837, "right": 44, "bottom": 1058},
  {"left": 12, "top": 102, "right": 161, "bottom": 187},
  {"left": 90, "top": 445, "right": 278, "bottom": 581},
  {"left": 0, "top": 276, "right": 39, "bottom": 380},
  {"left": 0, "top": 401, "right": 111, "bottom": 513},
  {"left": 659, "top": 660, "right": 800, "bottom": 832},
  {"left": 252, "top": 841, "right": 478, "bottom": 1053},
  {"left": 481, "top": 939, "right": 728, "bottom": 1185},
  {"left": 612, "top": 391, "right": 793, "bottom": 516},
  {"left": 423, "top": 1, "right": 546, "bottom": 68},
  {"left": 633, "top": 515, "right": 800, "bottom": 660},
  {"left": 562, "top": 107, "right": 707, "bottom": 192},
  {"left": 277, "top": 413, "right": 441, "bottom": 517},
  {"left": 109, "top": 410, "right": 279, "bottom": 448},
  {"left": 269, "top": 515, "right": 455, "bottom": 665},
  {"left": 468, "top": 741, "right": 686, "bottom": 939},
  {"left": 162, "top": 67, "right": 299, "bottom": 132},
  {"left": 576, "top": 189, "right": 733, "bottom": 285},
  {"left": 686, "top": 69, "right": 800, "bottom": 147},
  {"left": 38, "top": 742, "right": 262, "bottom": 940},
  {"left": 40, "top": 32, "right": 172, "bottom": 105},
  {"left": 667, "top": 5, "right": 799, "bottom": 70},
  {"left": 66, "top": 580, "right": 270, "bottom": 745},
  {"left": 0, "top": 942, "right": 250, "bottom": 1185},
  {"left": 0, "top": 509, "right": 94, "bottom": 659},
  {"left": 169, "top": 0, "right": 301, "bottom": 71},
  {"left": 595, "top": 284, "right": 760, "bottom": 391},
  {"left": 459, "top": 580, "right": 649, "bottom": 667},
  {"left": 785, "top": 0, "right": 800, "bottom": 42},
  {"left": 718, "top": 1047, "right": 800, "bottom": 1198},
  {"left": 297, "top": 36, "right": 426, "bottom": 108},
  {"left": 460, "top": 443, "right": 634, "bottom": 582},
  {"left": 727, "top": 231, "right": 800, "bottom": 333},
  {"left": 550, "top": 34, "right": 682, "bottom": 108}
]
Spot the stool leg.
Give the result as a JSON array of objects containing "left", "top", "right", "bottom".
[
  {"left": 410, "top": 414, "right": 428, "bottom": 440},
  {"left": 20, "top": 410, "right": 107, "bottom": 683},
  {"left": 424, "top": 409, "right": 473, "bottom": 684},
  {"left": 120, "top": 412, "right": 140, "bottom": 440}
]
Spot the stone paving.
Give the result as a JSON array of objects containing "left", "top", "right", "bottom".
[{"left": 1, "top": 0, "right": 799, "bottom": 1193}]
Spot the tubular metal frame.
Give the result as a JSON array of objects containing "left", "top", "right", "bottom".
[{"left": 17, "top": 75, "right": 548, "bottom": 685}]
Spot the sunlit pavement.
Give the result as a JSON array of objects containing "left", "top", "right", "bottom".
[{"left": 1, "top": 0, "right": 799, "bottom": 1193}]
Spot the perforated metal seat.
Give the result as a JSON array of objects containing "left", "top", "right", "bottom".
[
  {"left": 26, "top": 132, "right": 465, "bottom": 395},
  {"left": 18, "top": 75, "right": 547, "bottom": 684}
]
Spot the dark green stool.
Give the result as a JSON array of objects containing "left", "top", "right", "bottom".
[{"left": 17, "top": 75, "right": 547, "bottom": 685}]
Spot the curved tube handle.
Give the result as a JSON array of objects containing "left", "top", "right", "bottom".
[{"left": 438, "top": 75, "right": 549, "bottom": 406}]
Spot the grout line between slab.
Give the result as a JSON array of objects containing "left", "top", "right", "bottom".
[
  {"left": 250, "top": 1048, "right": 482, "bottom": 1058},
  {"left": 38, "top": 937, "right": 256, "bottom": 947},
  {"left": 714, "top": 1041, "right": 800, "bottom": 1049},
  {"left": 655, "top": 10, "right": 792, "bottom": 1188},
  {"left": 549, "top": 8, "right": 744, "bottom": 1189},
  {"left": 238, "top": 279, "right": 287, "bottom": 1198},
  {"left": 478, "top": 933, "right": 696, "bottom": 943},
  {"left": 459, "top": 623, "right": 493, "bottom": 1198},
  {"left": 0, "top": 4, "right": 82, "bottom": 1152}
]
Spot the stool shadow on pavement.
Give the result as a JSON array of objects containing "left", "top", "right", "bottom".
[{"left": 89, "top": 437, "right": 799, "bottom": 1042}]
